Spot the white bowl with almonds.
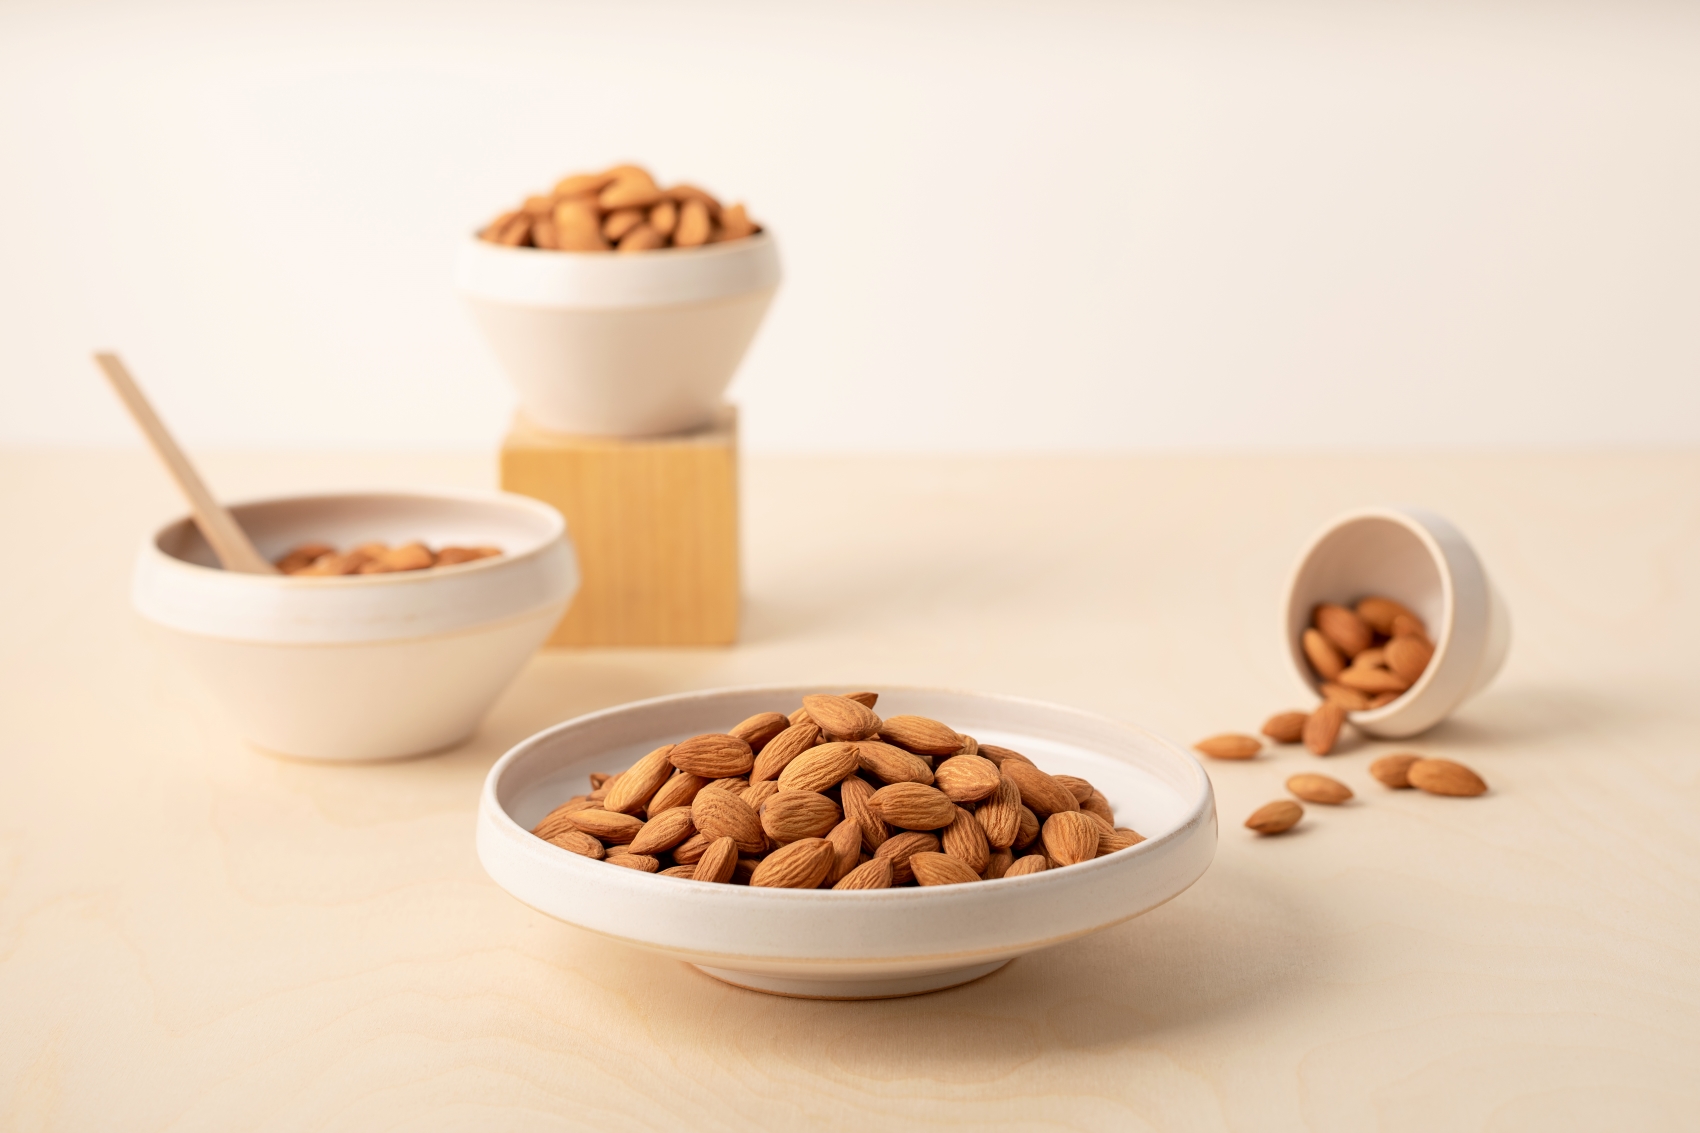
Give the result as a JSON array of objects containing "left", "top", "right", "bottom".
[
  {"left": 458, "top": 164, "right": 780, "bottom": 437},
  {"left": 477, "top": 686, "right": 1216, "bottom": 999}
]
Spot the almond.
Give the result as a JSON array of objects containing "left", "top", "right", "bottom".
[
  {"left": 673, "top": 198, "right": 713, "bottom": 247},
  {"left": 1303, "top": 628, "right": 1347, "bottom": 680},
  {"left": 825, "top": 818, "right": 861, "bottom": 885},
  {"left": 869, "top": 783, "right": 957, "bottom": 830},
  {"left": 1368, "top": 691, "right": 1400, "bottom": 708},
  {"left": 1262, "top": 711, "right": 1309, "bottom": 744},
  {"left": 1369, "top": 752, "right": 1422, "bottom": 788},
  {"left": 1081, "top": 789, "right": 1115, "bottom": 827},
  {"left": 532, "top": 800, "right": 595, "bottom": 842},
  {"left": 872, "top": 831, "right": 939, "bottom": 885},
  {"left": 840, "top": 691, "right": 879, "bottom": 708},
  {"left": 648, "top": 198, "right": 678, "bottom": 238},
  {"left": 606, "top": 853, "right": 660, "bottom": 872},
  {"left": 801, "top": 694, "right": 881, "bottom": 741},
  {"left": 933, "top": 754, "right": 1001, "bottom": 803},
  {"left": 729, "top": 711, "right": 791, "bottom": 752},
  {"left": 1053, "top": 774, "right": 1096, "bottom": 806},
  {"left": 707, "top": 777, "right": 749, "bottom": 795},
  {"left": 940, "top": 806, "right": 990, "bottom": 873},
  {"left": 1408, "top": 758, "right": 1487, "bottom": 797},
  {"left": 694, "top": 836, "right": 738, "bottom": 882},
  {"left": 1390, "top": 613, "right": 1429, "bottom": 641},
  {"left": 588, "top": 771, "right": 612, "bottom": 791},
  {"left": 1303, "top": 700, "right": 1346, "bottom": 755},
  {"left": 1245, "top": 799, "right": 1303, "bottom": 834},
  {"left": 733, "top": 858, "right": 761, "bottom": 885},
  {"left": 691, "top": 788, "right": 767, "bottom": 854},
  {"left": 670, "top": 733, "right": 755, "bottom": 778},
  {"left": 839, "top": 774, "right": 889, "bottom": 851},
  {"left": 878, "top": 714, "right": 962, "bottom": 755},
  {"left": 974, "top": 775, "right": 1022, "bottom": 849},
  {"left": 566, "top": 809, "right": 644, "bottom": 844},
  {"left": 604, "top": 744, "right": 676, "bottom": 814},
  {"left": 554, "top": 171, "right": 615, "bottom": 197},
  {"left": 777, "top": 741, "right": 860, "bottom": 793},
  {"left": 667, "top": 182, "right": 723, "bottom": 214},
  {"left": 983, "top": 848, "right": 1014, "bottom": 879},
  {"left": 1320, "top": 682, "right": 1373, "bottom": 711},
  {"left": 1041, "top": 811, "right": 1100, "bottom": 866},
  {"left": 1286, "top": 773, "right": 1353, "bottom": 805},
  {"left": 553, "top": 199, "right": 608, "bottom": 251},
  {"left": 1315, "top": 603, "right": 1373, "bottom": 657},
  {"left": 716, "top": 202, "right": 756, "bottom": 240},
  {"left": 646, "top": 770, "right": 708, "bottom": 816},
  {"left": 976, "top": 744, "right": 1031, "bottom": 767},
  {"left": 628, "top": 805, "right": 697, "bottom": 854},
  {"left": 740, "top": 779, "right": 780, "bottom": 810},
  {"left": 1386, "top": 635, "right": 1435, "bottom": 683},
  {"left": 1001, "top": 758, "right": 1078, "bottom": 816},
  {"left": 833, "top": 856, "right": 894, "bottom": 890},
  {"left": 1355, "top": 595, "right": 1417, "bottom": 635},
  {"left": 543, "top": 828, "right": 605, "bottom": 859},
  {"left": 671, "top": 832, "right": 711, "bottom": 864},
  {"left": 1337, "top": 666, "right": 1412, "bottom": 694},
  {"left": 788, "top": 706, "right": 812, "bottom": 727},
  {"left": 749, "top": 837, "right": 835, "bottom": 889},
  {"left": 602, "top": 207, "right": 645, "bottom": 242},
  {"left": 1194, "top": 734, "right": 1262, "bottom": 760},
  {"left": 909, "top": 852, "right": 981, "bottom": 887},
  {"left": 750, "top": 721, "right": 821, "bottom": 782},
  {"left": 760, "top": 791, "right": 842, "bottom": 843},
  {"left": 855, "top": 740, "right": 935, "bottom": 785},
  {"left": 617, "top": 223, "right": 666, "bottom": 252},
  {"left": 1014, "top": 804, "right": 1041, "bottom": 849},
  {"left": 599, "top": 175, "right": 662, "bottom": 211},
  {"left": 1002, "top": 854, "right": 1048, "bottom": 878},
  {"left": 1097, "top": 827, "right": 1145, "bottom": 855},
  {"left": 1079, "top": 807, "right": 1113, "bottom": 833},
  {"left": 1355, "top": 646, "right": 1387, "bottom": 669},
  {"left": 659, "top": 864, "right": 697, "bottom": 879}
]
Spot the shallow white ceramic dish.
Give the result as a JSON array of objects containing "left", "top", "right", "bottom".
[
  {"left": 1283, "top": 505, "right": 1511, "bottom": 738},
  {"left": 478, "top": 686, "right": 1216, "bottom": 999},
  {"left": 134, "top": 490, "right": 578, "bottom": 761},
  {"left": 457, "top": 233, "right": 780, "bottom": 437}
]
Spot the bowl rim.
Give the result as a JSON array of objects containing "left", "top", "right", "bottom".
[
  {"left": 462, "top": 229, "right": 775, "bottom": 262},
  {"left": 482, "top": 683, "right": 1215, "bottom": 905}
]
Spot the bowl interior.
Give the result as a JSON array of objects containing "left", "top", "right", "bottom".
[{"left": 157, "top": 492, "right": 562, "bottom": 571}]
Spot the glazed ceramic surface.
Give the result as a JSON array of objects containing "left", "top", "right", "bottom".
[
  {"left": 134, "top": 490, "right": 578, "bottom": 760},
  {"left": 457, "top": 234, "right": 780, "bottom": 437},
  {"left": 1283, "top": 505, "right": 1511, "bottom": 738},
  {"left": 478, "top": 686, "right": 1216, "bottom": 999}
]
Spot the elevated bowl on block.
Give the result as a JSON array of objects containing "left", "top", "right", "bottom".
[{"left": 477, "top": 685, "right": 1217, "bottom": 999}]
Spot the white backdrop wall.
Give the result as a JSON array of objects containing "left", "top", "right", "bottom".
[{"left": 2, "top": 0, "right": 1696, "bottom": 452}]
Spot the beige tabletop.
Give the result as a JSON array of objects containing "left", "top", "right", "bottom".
[{"left": 1, "top": 449, "right": 1696, "bottom": 1132}]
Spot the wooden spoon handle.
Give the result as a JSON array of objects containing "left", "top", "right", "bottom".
[{"left": 94, "top": 352, "right": 277, "bottom": 575}]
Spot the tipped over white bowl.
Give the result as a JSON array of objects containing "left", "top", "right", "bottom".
[
  {"left": 134, "top": 490, "right": 578, "bottom": 761},
  {"left": 477, "top": 686, "right": 1216, "bottom": 999}
]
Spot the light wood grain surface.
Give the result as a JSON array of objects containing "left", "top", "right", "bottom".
[{"left": 1, "top": 450, "right": 1696, "bottom": 1132}]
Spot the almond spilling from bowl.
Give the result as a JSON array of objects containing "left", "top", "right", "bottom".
[
  {"left": 528, "top": 692, "right": 1144, "bottom": 887},
  {"left": 275, "top": 541, "right": 501, "bottom": 576},
  {"left": 481, "top": 164, "right": 761, "bottom": 253},
  {"left": 1303, "top": 596, "right": 1435, "bottom": 714}
]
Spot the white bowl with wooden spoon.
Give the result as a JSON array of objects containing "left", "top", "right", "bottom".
[{"left": 477, "top": 686, "right": 1216, "bottom": 999}]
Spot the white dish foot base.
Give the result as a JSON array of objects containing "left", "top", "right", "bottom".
[{"left": 691, "top": 959, "right": 1011, "bottom": 999}]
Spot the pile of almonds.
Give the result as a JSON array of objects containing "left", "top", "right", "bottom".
[
  {"left": 274, "top": 541, "right": 501, "bottom": 576},
  {"left": 480, "top": 164, "right": 760, "bottom": 253},
  {"left": 529, "top": 692, "right": 1146, "bottom": 889},
  {"left": 1303, "top": 595, "right": 1435, "bottom": 713}
]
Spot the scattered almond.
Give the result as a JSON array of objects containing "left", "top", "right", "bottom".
[
  {"left": 1303, "top": 700, "right": 1347, "bottom": 755},
  {"left": 1285, "top": 773, "right": 1353, "bottom": 805},
  {"left": 1195, "top": 734, "right": 1263, "bottom": 760},
  {"left": 1369, "top": 752, "right": 1422, "bottom": 788},
  {"left": 1261, "top": 711, "right": 1310, "bottom": 744},
  {"left": 1245, "top": 800, "right": 1303, "bottom": 835},
  {"left": 1408, "top": 758, "right": 1487, "bottom": 797}
]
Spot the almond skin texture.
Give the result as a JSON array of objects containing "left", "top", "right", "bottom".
[
  {"left": 566, "top": 809, "right": 644, "bottom": 844},
  {"left": 1041, "top": 811, "right": 1101, "bottom": 866},
  {"left": 628, "top": 805, "right": 698, "bottom": 854},
  {"left": 671, "top": 832, "right": 711, "bottom": 864},
  {"left": 532, "top": 801, "right": 596, "bottom": 843},
  {"left": 1315, "top": 603, "right": 1374, "bottom": 657},
  {"left": 1338, "top": 665, "right": 1412, "bottom": 694},
  {"left": 1304, "top": 700, "right": 1347, "bottom": 755},
  {"left": 659, "top": 864, "right": 697, "bottom": 879},
  {"left": 840, "top": 691, "right": 879, "bottom": 708},
  {"left": 1286, "top": 773, "right": 1353, "bottom": 805},
  {"left": 839, "top": 775, "right": 890, "bottom": 851},
  {"left": 1014, "top": 805, "right": 1041, "bottom": 849},
  {"left": 869, "top": 783, "right": 957, "bottom": 830},
  {"left": 670, "top": 733, "right": 755, "bottom": 778},
  {"left": 691, "top": 789, "right": 767, "bottom": 855},
  {"left": 1390, "top": 613, "right": 1429, "bottom": 641},
  {"left": 760, "top": 791, "right": 843, "bottom": 843},
  {"left": 941, "top": 806, "right": 991, "bottom": 873},
  {"left": 983, "top": 848, "right": 1014, "bottom": 879},
  {"left": 1098, "top": 827, "right": 1146, "bottom": 855},
  {"left": 1081, "top": 789, "right": 1115, "bottom": 828},
  {"left": 1262, "top": 712, "right": 1310, "bottom": 744},
  {"left": 1246, "top": 799, "right": 1304, "bottom": 834},
  {"left": 1356, "top": 595, "right": 1418, "bottom": 635},
  {"left": 825, "top": 818, "right": 862, "bottom": 884},
  {"left": 933, "top": 754, "right": 1001, "bottom": 803},
  {"left": 694, "top": 836, "right": 739, "bottom": 883},
  {"left": 1386, "top": 635, "right": 1436, "bottom": 683},
  {"left": 777, "top": 741, "right": 860, "bottom": 793},
  {"left": 1002, "top": 854, "right": 1048, "bottom": 878},
  {"left": 833, "top": 857, "right": 894, "bottom": 890},
  {"left": 1320, "top": 682, "right": 1373, "bottom": 711},
  {"left": 878, "top": 714, "right": 963, "bottom": 755},
  {"left": 604, "top": 745, "right": 676, "bottom": 814},
  {"left": 729, "top": 712, "right": 790, "bottom": 752},
  {"left": 750, "top": 722, "right": 821, "bottom": 782},
  {"left": 974, "top": 775, "right": 1022, "bottom": 849},
  {"left": 1194, "top": 734, "right": 1263, "bottom": 760},
  {"left": 856, "top": 741, "right": 935, "bottom": 785},
  {"left": 606, "top": 852, "right": 660, "bottom": 872},
  {"left": 1303, "top": 628, "right": 1347, "bottom": 680},
  {"left": 1370, "top": 752, "right": 1422, "bottom": 788},
  {"left": 544, "top": 828, "right": 605, "bottom": 859},
  {"left": 646, "top": 771, "right": 709, "bottom": 816},
  {"left": 909, "top": 852, "right": 982, "bottom": 887},
  {"left": 741, "top": 779, "right": 780, "bottom": 810},
  {"left": 1409, "top": 759, "right": 1487, "bottom": 797},
  {"left": 748, "top": 837, "right": 835, "bottom": 888},
  {"left": 1001, "top": 758, "right": 1079, "bottom": 816},
  {"left": 801, "top": 694, "right": 882, "bottom": 741},
  {"left": 976, "top": 744, "right": 1031, "bottom": 767},
  {"left": 873, "top": 831, "right": 940, "bottom": 885},
  {"left": 1053, "top": 775, "right": 1096, "bottom": 806}
]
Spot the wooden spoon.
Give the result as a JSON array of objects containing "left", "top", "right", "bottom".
[{"left": 94, "top": 352, "right": 278, "bottom": 574}]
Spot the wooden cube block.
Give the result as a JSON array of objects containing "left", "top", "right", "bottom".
[{"left": 500, "top": 407, "right": 739, "bottom": 646}]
